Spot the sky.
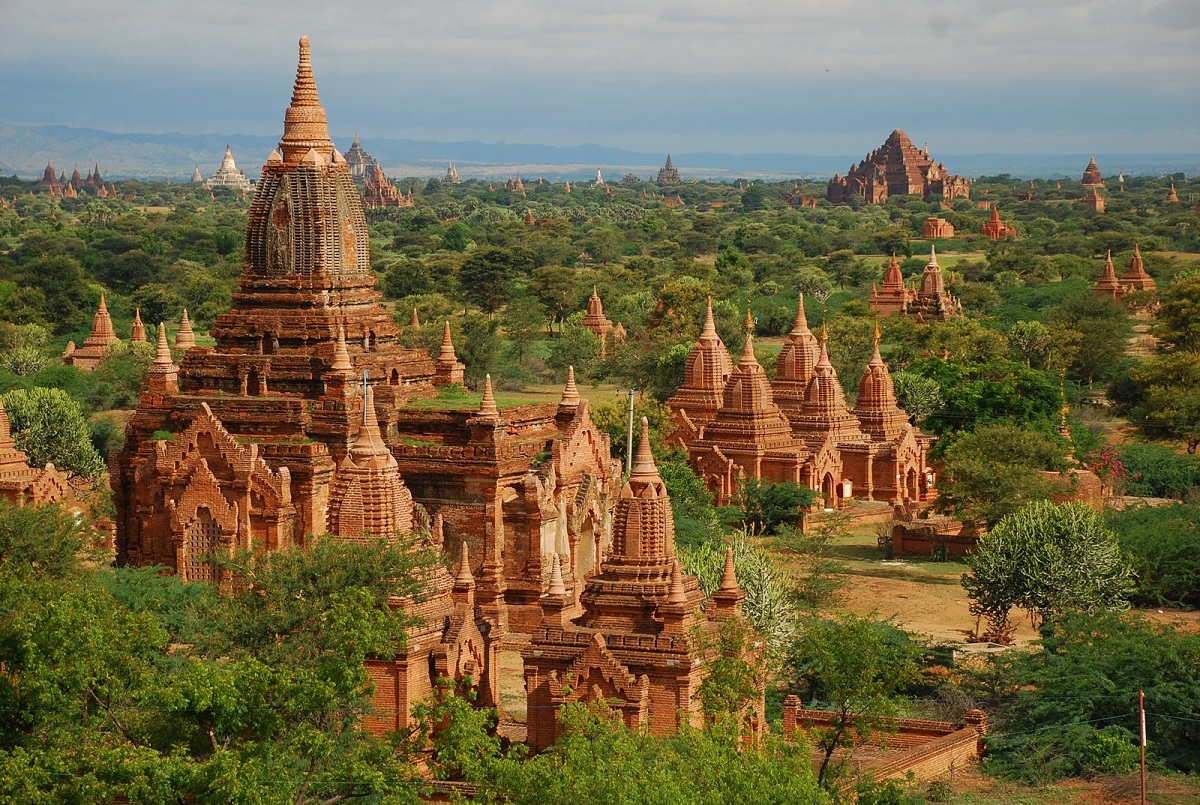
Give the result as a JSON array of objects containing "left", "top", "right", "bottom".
[{"left": 1, "top": 0, "right": 1198, "bottom": 156}]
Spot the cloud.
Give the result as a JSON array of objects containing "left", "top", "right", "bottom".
[{"left": 1, "top": 0, "right": 1196, "bottom": 153}]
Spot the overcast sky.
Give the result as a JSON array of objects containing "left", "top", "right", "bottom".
[{"left": 2, "top": 0, "right": 1197, "bottom": 155}]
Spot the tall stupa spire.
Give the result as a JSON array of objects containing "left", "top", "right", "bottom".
[{"left": 279, "top": 36, "right": 334, "bottom": 164}]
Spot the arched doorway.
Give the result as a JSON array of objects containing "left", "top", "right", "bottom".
[
  {"left": 246, "top": 369, "right": 262, "bottom": 396},
  {"left": 821, "top": 473, "right": 836, "bottom": 510}
]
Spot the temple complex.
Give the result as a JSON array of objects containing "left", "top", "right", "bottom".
[
  {"left": 656, "top": 154, "right": 682, "bottom": 186},
  {"left": 827, "top": 130, "right": 969, "bottom": 205},
  {"left": 205, "top": 146, "right": 254, "bottom": 192},
  {"left": 922, "top": 217, "right": 955, "bottom": 239},
  {"left": 444, "top": 163, "right": 462, "bottom": 184},
  {"left": 344, "top": 135, "right": 381, "bottom": 185},
  {"left": 362, "top": 166, "right": 414, "bottom": 208},
  {"left": 667, "top": 301, "right": 932, "bottom": 509},
  {"left": 1081, "top": 157, "right": 1104, "bottom": 188},
  {"left": 869, "top": 249, "right": 959, "bottom": 321},
  {"left": 524, "top": 420, "right": 763, "bottom": 749},
  {"left": 981, "top": 206, "right": 1016, "bottom": 239},
  {"left": 0, "top": 399, "right": 69, "bottom": 507},
  {"left": 63, "top": 296, "right": 120, "bottom": 371}
]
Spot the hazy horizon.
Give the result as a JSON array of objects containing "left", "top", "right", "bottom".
[{"left": 2, "top": 1, "right": 1198, "bottom": 159}]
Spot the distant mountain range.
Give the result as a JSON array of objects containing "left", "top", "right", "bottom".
[{"left": 2, "top": 124, "right": 1197, "bottom": 182}]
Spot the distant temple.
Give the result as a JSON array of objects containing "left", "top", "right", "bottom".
[
  {"left": 922, "top": 217, "right": 955, "bottom": 239},
  {"left": 190, "top": 166, "right": 204, "bottom": 183},
  {"left": 362, "top": 166, "right": 414, "bottom": 208},
  {"left": 827, "top": 130, "right": 969, "bottom": 205},
  {"left": 1080, "top": 187, "right": 1105, "bottom": 212},
  {"left": 444, "top": 162, "right": 462, "bottom": 184},
  {"left": 869, "top": 248, "right": 960, "bottom": 321},
  {"left": 1166, "top": 184, "right": 1180, "bottom": 203},
  {"left": 1081, "top": 157, "right": 1104, "bottom": 188},
  {"left": 981, "top": 206, "right": 1016, "bottom": 239},
  {"left": 579, "top": 287, "right": 624, "bottom": 357},
  {"left": 594, "top": 168, "right": 605, "bottom": 187},
  {"left": 62, "top": 296, "right": 120, "bottom": 371},
  {"left": 38, "top": 161, "right": 108, "bottom": 196},
  {"left": 205, "top": 146, "right": 254, "bottom": 192},
  {"left": 1092, "top": 246, "right": 1156, "bottom": 299},
  {"left": 343, "top": 135, "right": 381, "bottom": 185},
  {"left": 656, "top": 154, "right": 682, "bottom": 186}
]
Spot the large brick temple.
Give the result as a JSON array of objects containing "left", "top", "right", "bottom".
[
  {"left": 111, "top": 37, "right": 627, "bottom": 728},
  {"left": 827, "top": 130, "right": 969, "bottom": 205}
]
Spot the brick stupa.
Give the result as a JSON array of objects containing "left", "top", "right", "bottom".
[
  {"left": 771, "top": 296, "right": 819, "bottom": 420},
  {"left": 1093, "top": 251, "right": 1125, "bottom": 300},
  {"left": 981, "top": 206, "right": 1016, "bottom": 240},
  {"left": 1081, "top": 157, "right": 1104, "bottom": 188},
  {"left": 62, "top": 296, "right": 120, "bottom": 371}
]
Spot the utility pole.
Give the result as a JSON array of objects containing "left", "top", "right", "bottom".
[
  {"left": 1139, "top": 689, "right": 1147, "bottom": 805},
  {"left": 617, "top": 388, "right": 637, "bottom": 474}
]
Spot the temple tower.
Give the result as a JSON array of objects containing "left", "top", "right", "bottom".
[
  {"left": 853, "top": 320, "right": 910, "bottom": 442},
  {"left": 524, "top": 419, "right": 760, "bottom": 749},
  {"left": 772, "top": 296, "right": 819, "bottom": 419},
  {"left": 1093, "top": 251, "right": 1126, "bottom": 299},
  {"left": 1120, "top": 244, "right": 1156, "bottom": 291},
  {"left": 666, "top": 299, "right": 734, "bottom": 433},
  {"left": 869, "top": 254, "right": 913, "bottom": 317}
]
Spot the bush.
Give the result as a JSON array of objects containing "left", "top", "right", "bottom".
[
  {"left": 1108, "top": 504, "right": 1200, "bottom": 607},
  {"left": 1119, "top": 443, "right": 1200, "bottom": 499}
]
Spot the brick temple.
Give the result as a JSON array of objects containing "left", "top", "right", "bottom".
[
  {"left": 524, "top": 419, "right": 763, "bottom": 749},
  {"left": 111, "top": 37, "right": 625, "bottom": 728},
  {"left": 827, "top": 130, "right": 969, "bottom": 205},
  {"left": 869, "top": 248, "right": 961, "bottom": 321},
  {"left": 668, "top": 299, "right": 933, "bottom": 508}
]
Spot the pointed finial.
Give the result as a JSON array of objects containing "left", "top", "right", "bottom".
[
  {"left": 701, "top": 296, "right": 717, "bottom": 337},
  {"left": 280, "top": 36, "right": 333, "bottom": 163},
  {"left": 718, "top": 546, "right": 738, "bottom": 592},
  {"left": 930, "top": 244, "right": 937, "bottom": 263},
  {"left": 791, "top": 294, "right": 809, "bottom": 334},
  {"left": 667, "top": 560, "right": 688, "bottom": 604},
  {"left": 153, "top": 322, "right": 173, "bottom": 364},
  {"left": 560, "top": 366, "right": 580, "bottom": 406},
  {"left": 409, "top": 307, "right": 421, "bottom": 329},
  {"left": 547, "top": 553, "right": 567, "bottom": 596},
  {"left": 478, "top": 375, "right": 499, "bottom": 418},
  {"left": 629, "top": 416, "right": 657, "bottom": 478},
  {"left": 330, "top": 324, "right": 353, "bottom": 372},
  {"left": 739, "top": 329, "right": 757, "bottom": 365},
  {"left": 438, "top": 321, "right": 457, "bottom": 362},
  {"left": 455, "top": 542, "right": 474, "bottom": 586},
  {"left": 742, "top": 306, "right": 755, "bottom": 333}
]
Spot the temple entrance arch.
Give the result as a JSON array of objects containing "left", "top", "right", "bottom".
[
  {"left": 182, "top": 507, "right": 221, "bottom": 583},
  {"left": 906, "top": 468, "right": 919, "bottom": 500},
  {"left": 821, "top": 473, "right": 836, "bottom": 510}
]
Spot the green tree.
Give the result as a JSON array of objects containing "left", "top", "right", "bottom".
[
  {"left": 890, "top": 371, "right": 942, "bottom": 425},
  {"left": 1132, "top": 351, "right": 1200, "bottom": 453},
  {"left": 545, "top": 324, "right": 601, "bottom": 378},
  {"left": 500, "top": 295, "right": 547, "bottom": 364},
  {"left": 731, "top": 479, "right": 816, "bottom": 535},
  {"left": 935, "top": 423, "right": 1070, "bottom": 526},
  {"left": 981, "top": 611, "right": 1200, "bottom": 781},
  {"left": 1151, "top": 274, "right": 1200, "bottom": 352},
  {"left": 1, "top": 387, "right": 105, "bottom": 479},
  {"left": 962, "top": 501, "right": 1133, "bottom": 638},
  {"left": 458, "top": 247, "right": 532, "bottom": 315},
  {"left": 790, "top": 614, "right": 921, "bottom": 788},
  {"left": 1046, "top": 291, "right": 1129, "bottom": 384},
  {"left": 1007, "top": 320, "right": 1052, "bottom": 368},
  {"left": 1108, "top": 503, "right": 1200, "bottom": 608}
]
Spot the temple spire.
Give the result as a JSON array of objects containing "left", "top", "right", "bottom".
[
  {"left": 792, "top": 293, "right": 809, "bottom": 334},
  {"left": 330, "top": 324, "right": 353, "bottom": 372},
  {"left": 455, "top": 541, "right": 474, "bottom": 587},
  {"left": 718, "top": 546, "right": 738, "bottom": 592},
  {"left": 547, "top": 552, "right": 567, "bottom": 596},
  {"left": 175, "top": 309, "right": 195, "bottom": 350},
  {"left": 478, "top": 374, "right": 499, "bottom": 419},
  {"left": 279, "top": 36, "right": 334, "bottom": 164},
  {"left": 153, "top": 322, "right": 173, "bottom": 365},
  {"left": 130, "top": 309, "right": 147, "bottom": 343},
  {"left": 438, "top": 321, "right": 457, "bottom": 362},
  {"left": 701, "top": 296, "right": 717, "bottom": 337},
  {"left": 629, "top": 416, "right": 658, "bottom": 480},
  {"left": 560, "top": 365, "right": 580, "bottom": 407},
  {"left": 667, "top": 560, "right": 687, "bottom": 604}
]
